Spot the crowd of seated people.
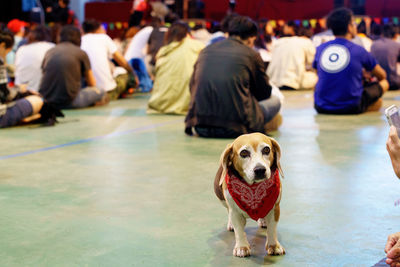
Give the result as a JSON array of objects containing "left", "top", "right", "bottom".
[{"left": 1, "top": 2, "right": 400, "bottom": 131}]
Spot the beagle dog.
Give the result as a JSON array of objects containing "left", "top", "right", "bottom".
[{"left": 214, "top": 133, "right": 285, "bottom": 257}]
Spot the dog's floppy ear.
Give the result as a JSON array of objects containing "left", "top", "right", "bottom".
[
  {"left": 219, "top": 142, "right": 233, "bottom": 186},
  {"left": 270, "top": 138, "right": 284, "bottom": 178}
]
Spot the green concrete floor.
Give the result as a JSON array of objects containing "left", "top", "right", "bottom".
[{"left": 1, "top": 91, "right": 400, "bottom": 266}]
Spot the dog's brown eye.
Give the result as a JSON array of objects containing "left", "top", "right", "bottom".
[
  {"left": 262, "top": 146, "right": 270, "bottom": 155},
  {"left": 240, "top": 150, "right": 250, "bottom": 158}
]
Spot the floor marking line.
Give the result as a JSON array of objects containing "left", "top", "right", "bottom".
[{"left": 0, "top": 119, "right": 181, "bottom": 160}]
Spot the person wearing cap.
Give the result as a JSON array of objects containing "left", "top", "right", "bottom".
[
  {"left": 0, "top": 29, "right": 44, "bottom": 128},
  {"left": 5, "top": 19, "right": 28, "bottom": 69}
]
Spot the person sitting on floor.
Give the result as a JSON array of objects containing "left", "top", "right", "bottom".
[
  {"left": 15, "top": 25, "right": 54, "bottom": 92},
  {"left": 185, "top": 16, "right": 281, "bottom": 138},
  {"left": 313, "top": 8, "right": 389, "bottom": 114},
  {"left": 147, "top": 21, "right": 204, "bottom": 114},
  {"left": 39, "top": 25, "right": 106, "bottom": 109},
  {"left": 371, "top": 24, "right": 400, "bottom": 90},
  {"left": 81, "top": 19, "right": 134, "bottom": 101},
  {"left": 267, "top": 27, "right": 317, "bottom": 90},
  {"left": 357, "top": 20, "right": 372, "bottom": 52},
  {"left": 124, "top": 19, "right": 155, "bottom": 92},
  {"left": 0, "top": 29, "right": 44, "bottom": 128}
]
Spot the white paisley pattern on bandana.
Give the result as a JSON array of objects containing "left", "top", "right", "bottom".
[
  {"left": 230, "top": 178, "right": 274, "bottom": 209},
  {"left": 226, "top": 169, "right": 281, "bottom": 221}
]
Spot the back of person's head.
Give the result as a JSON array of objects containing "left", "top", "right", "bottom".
[
  {"left": 164, "top": 12, "right": 180, "bottom": 25},
  {"left": 50, "top": 23, "right": 62, "bottom": 43},
  {"left": 150, "top": 16, "right": 163, "bottom": 28},
  {"left": 28, "top": 25, "right": 51, "bottom": 43},
  {"left": 327, "top": 7, "right": 353, "bottom": 36},
  {"left": 82, "top": 19, "right": 101, "bottom": 34},
  {"left": 60, "top": 0, "right": 70, "bottom": 7},
  {"left": 209, "top": 21, "right": 221, "bottom": 34},
  {"left": 0, "top": 28, "right": 14, "bottom": 49},
  {"left": 283, "top": 20, "right": 297, "bottom": 36},
  {"left": 383, "top": 23, "right": 396, "bottom": 39},
  {"left": 357, "top": 20, "right": 367, "bottom": 34},
  {"left": 221, "top": 13, "right": 239, "bottom": 33},
  {"left": 297, "top": 27, "right": 313, "bottom": 38},
  {"left": 165, "top": 21, "right": 189, "bottom": 44},
  {"left": 7, "top": 19, "right": 28, "bottom": 34},
  {"left": 228, "top": 16, "right": 258, "bottom": 40},
  {"left": 60, "top": 25, "right": 81, "bottom": 46},
  {"left": 371, "top": 22, "right": 382, "bottom": 36}
]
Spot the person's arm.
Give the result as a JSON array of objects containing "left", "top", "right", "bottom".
[
  {"left": 252, "top": 53, "right": 272, "bottom": 101},
  {"left": 387, "top": 126, "right": 400, "bottom": 178},
  {"left": 371, "top": 64, "right": 387, "bottom": 81},
  {"left": 112, "top": 51, "right": 134, "bottom": 74},
  {"left": 85, "top": 69, "right": 97, "bottom": 87}
]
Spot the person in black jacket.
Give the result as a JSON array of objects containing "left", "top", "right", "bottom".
[{"left": 185, "top": 16, "right": 281, "bottom": 138}]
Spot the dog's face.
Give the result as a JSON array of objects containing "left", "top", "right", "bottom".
[{"left": 220, "top": 133, "right": 282, "bottom": 185}]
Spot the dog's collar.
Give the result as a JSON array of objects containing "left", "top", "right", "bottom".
[{"left": 225, "top": 169, "right": 280, "bottom": 221}]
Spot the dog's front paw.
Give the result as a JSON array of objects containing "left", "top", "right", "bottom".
[
  {"left": 233, "top": 246, "right": 251, "bottom": 257},
  {"left": 267, "top": 243, "right": 285, "bottom": 256},
  {"left": 227, "top": 221, "right": 234, "bottom": 232},
  {"left": 257, "top": 218, "right": 267, "bottom": 228}
]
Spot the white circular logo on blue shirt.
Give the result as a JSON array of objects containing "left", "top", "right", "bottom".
[{"left": 320, "top": 44, "right": 350, "bottom": 73}]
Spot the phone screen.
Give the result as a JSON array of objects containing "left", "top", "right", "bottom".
[{"left": 390, "top": 110, "right": 400, "bottom": 136}]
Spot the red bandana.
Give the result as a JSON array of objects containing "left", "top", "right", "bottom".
[{"left": 226, "top": 169, "right": 280, "bottom": 221}]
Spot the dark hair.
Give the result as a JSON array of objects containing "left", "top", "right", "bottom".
[
  {"left": 287, "top": 21, "right": 298, "bottom": 34},
  {"left": 60, "top": 0, "right": 70, "bottom": 5},
  {"left": 228, "top": 16, "right": 258, "bottom": 40},
  {"left": 383, "top": 23, "right": 396, "bottom": 39},
  {"left": 150, "top": 16, "right": 163, "bottom": 28},
  {"left": 60, "top": 25, "right": 81, "bottom": 46},
  {"left": 221, "top": 13, "right": 239, "bottom": 33},
  {"left": 28, "top": 25, "right": 51, "bottom": 43},
  {"left": 82, "top": 19, "right": 101, "bottom": 34},
  {"left": 357, "top": 20, "right": 367, "bottom": 34},
  {"left": 165, "top": 21, "right": 189, "bottom": 44},
  {"left": 371, "top": 22, "right": 382, "bottom": 36},
  {"left": 0, "top": 29, "right": 14, "bottom": 49},
  {"left": 164, "top": 12, "right": 180, "bottom": 24},
  {"left": 327, "top": 7, "right": 353, "bottom": 36},
  {"left": 297, "top": 27, "right": 313, "bottom": 38}
]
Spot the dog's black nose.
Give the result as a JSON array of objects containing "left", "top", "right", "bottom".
[{"left": 254, "top": 165, "right": 266, "bottom": 178}]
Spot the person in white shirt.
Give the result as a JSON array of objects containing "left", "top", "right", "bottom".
[
  {"left": 124, "top": 25, "right": 153, "bottom": 63},
  {"left": 267, "top": 28, "right": 318, "bottom": 90},
  {"left": 15, "top": 25, "right": 54, "bottom": 91},
  {"left": 124, "top": 23, "right": 154, "bottom": 92},
  {"left": 81, "top": 19, "right": 134, "bottom": 100}
]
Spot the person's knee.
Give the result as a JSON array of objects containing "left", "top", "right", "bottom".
[{"left": 25, "top": 95, "right": 43, "bottom": 114}]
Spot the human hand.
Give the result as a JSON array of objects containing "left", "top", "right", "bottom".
[
  {"left": 387, "top": 126, "right": 400, "bottom": 178},
  {"left": 386, "top": 232, "right": 400, "bottom": 266}
]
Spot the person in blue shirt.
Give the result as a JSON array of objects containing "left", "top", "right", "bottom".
[{"left": 313, "top": 8, "right": 389, "bottom": 114}]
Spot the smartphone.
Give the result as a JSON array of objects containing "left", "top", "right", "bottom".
[{"left": 385, "top": 105, "right": 400, "bottom": 136}]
